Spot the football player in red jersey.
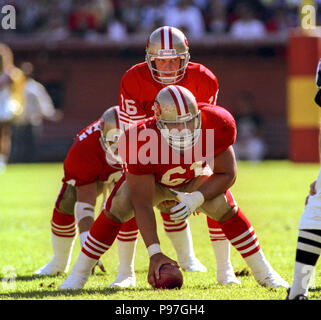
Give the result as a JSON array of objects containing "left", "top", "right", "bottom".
[
  {"left": 59, "top": 86, "right": 288, "bottom": 290},
  {"left": 116, "top": 25, "right": 260, "bottom": 286},
  {"left": 34, "top": 106, "right": 122, "bottom": 276},
  {"left": 116, "top": 26, "right": 234, "bottom": 286}
]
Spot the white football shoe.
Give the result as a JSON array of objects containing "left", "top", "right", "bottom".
[
  {"left": 34, "top": 259, "right": 68, "bottom": 276},
  {"left": 59, "top": 274, "right": 89, "bottom": 290},
  {"left": 58, "top": 251, "right": 96, "bottom": 290},
  {"left": 181, "top": 257, "right": 207, "bottom": 272},
  {"left": 253, "top": 269, "right": 289, "bottom": 288},
  {"left": 217, "top": 267, "right": 241, "bottom": 285},
  {"left": 109, "top": 273, "right": 136, "bottom": 288}
]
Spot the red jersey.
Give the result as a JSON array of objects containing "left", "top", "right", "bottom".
[
  {"left": 119, "top": 104, "right": 236, "bottom": 188},
  {"left": 119, "top": 62, "right": 219, "bottom": 127},
  {"left": 63, "top": 119, "right": 121, "bottom": 187}
]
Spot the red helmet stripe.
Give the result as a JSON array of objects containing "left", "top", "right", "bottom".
[
  {"left": 161, "top": 28, "right": 165, "bottom": 49},
  {"left": 168, "top": 27, "right": 173, "bottom": 49},
  {"left": 167, "top": 86, "right": 182, "bottom": 116},
  {"left": 175, "top": 86, "right": 189, "bottom": 114},
  {"left": 113, "top": 107, "right": 120, "bottom": 129}
]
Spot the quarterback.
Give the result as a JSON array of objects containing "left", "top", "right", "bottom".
[{"left": 59, "top": 86, "right": 288, "bottom": 290}]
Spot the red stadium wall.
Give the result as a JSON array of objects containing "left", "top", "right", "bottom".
[
  {"left": 6, "top": 37, "right": 288, "bottom": 162},
  {"left": 287, "top": 30, "right": 321, "bottom": 163}
]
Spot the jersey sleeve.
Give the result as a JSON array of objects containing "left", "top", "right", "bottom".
[
  {"left": 213, "top": 107, "right": 237, "bottom": 156},
  {"left": 119, "top": 69, "right": 147, "bottom": 128},
  {"left": 197, "top": 65, "right": 219, "bottom": 105}
]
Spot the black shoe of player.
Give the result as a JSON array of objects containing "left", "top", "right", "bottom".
[{"left": 286, "top": 288, "right": 308, "bottom": 300}]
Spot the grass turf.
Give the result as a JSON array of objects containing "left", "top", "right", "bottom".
[{"left": 0, "top": 161, "right": 320, "bottom": 301}]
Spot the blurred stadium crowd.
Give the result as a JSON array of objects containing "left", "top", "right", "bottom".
[{"left": 0, "top": 0, "right": 320, "bottom": 41}]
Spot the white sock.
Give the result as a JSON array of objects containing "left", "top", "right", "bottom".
[
  {"left": 116, "top": 239, "right": 137, "bottom": 276},
  {"left": 79, "top": 231, "right": 89, "bottom": 248},
  {"left": 211, "top": 239, "right": 233, "bottom": 271},
  {"left": 289, "top": 262, "right": 314, "bottom": 299},
  {"left": 69, "top": 251, "right": 97, "bottom": 278},
  {"left": 165, "top": 222, "right": 195, "bottom": 267},
  {"left": 243, "top": 249, "right": 271, "bottom": 276},
  {"left": 51, "top": 232, "right": 76, "bottom": 271}
]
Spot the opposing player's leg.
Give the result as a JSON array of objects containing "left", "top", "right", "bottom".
[
  {"left": 287, "top": 229, "right": 320, "bottom": 300},
  {"left": 35, "top": 183, "right": 77, "bottom": 275},
  {"left": 109, "top": 217, "right": 138, "bottom": 288},
  {"left": 200, "top": 190, "right": 289, "bottom": 288},
  {"left": 207, "top": 217, "right": 240, "bottom": 285},
  {"left": 287, "top": 173, "right": 321, "bottom": 299}
]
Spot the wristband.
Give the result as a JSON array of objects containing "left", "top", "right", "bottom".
[
  {"left": 147, "top": 243, "right": 162, "bottom": 257},
  {"left": 193, "top": 191, "right": 205, "bottom": 207}
]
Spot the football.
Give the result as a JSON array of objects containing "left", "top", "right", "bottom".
[{"left": 154, "top": 263, "right": 183, "bottom": 289}]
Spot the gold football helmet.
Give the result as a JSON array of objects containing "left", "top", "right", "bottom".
[
  {"left": 99, "top": 105, "right": 123, "bottom": 167},
  {"left": 153, "top": 85, "right": 201, "bottom": 150},
  {"left": 145, "top": 26, "right": 190, "bottom": 85}
]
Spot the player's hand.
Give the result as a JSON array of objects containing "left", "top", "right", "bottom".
[
  {"left": 91, "top": 260, "right": 106, "bottom": 274},
  {"left": 310, "top": 181, "right": 317, "bottom": 196},
  {"left": 305, "top": 180, "right": 317, "bottom": 205},
  {"left": 316, "top": 58, "right": 321, "bottom": 87},
  {"left": 148, "top": 252, "right": 178, "bottom": 288},
  {"left": 169, "top": 189, "right": 204, "bottom": 221}
]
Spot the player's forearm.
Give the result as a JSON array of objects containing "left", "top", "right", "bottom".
[
  {"left": 133, "top": 203, "right": 160, "bottom": 248},
  {"left": 197, "top": 171, "right": 236, "bottom": 201}
]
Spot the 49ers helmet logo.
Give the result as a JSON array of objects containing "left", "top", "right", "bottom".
[{"left": 153, "top": 101, "right": 161, "bottom": 118}]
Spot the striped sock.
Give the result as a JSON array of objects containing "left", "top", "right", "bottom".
[
  {"left": 82, "top": 211, "right": 121, "bottom": 260},
  {"left": 288, "top": 229, "right": 321, "bottom": 299},
  {"left": 49, "top": 209, "right": 77, "bottom": 271},
  {"left": 161, "top": 212, "right": 188, "bottom": 233},
  {"left": 117, "top": 217, "right": 139, "bottom": 242},
  {"left": 116, "top": 217, "right": 139, "bottom": 276},
  {"left": 207, "top": 216, "right": 227, "bottom": 242},
  {"left": 207, "top": 217, "right": 233, "bottom": 272},
  {"left": 220, "top": 208, "right": 261, "bottom": 259},
  {"left": 51, "top": 208, "right": 77, "bottom": 238},
  {"left": 161, "top": 212, "right": 198, "bottom": 269}
]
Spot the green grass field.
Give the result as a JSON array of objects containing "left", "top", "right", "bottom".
[{"left": 0, "top": 161, "right": 320, "bottom": 301}]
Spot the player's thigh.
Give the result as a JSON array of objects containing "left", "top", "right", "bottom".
[
  {"left": 105, "top": 175, "right": 135, "bottom": 223},
  {"left": 106, "top": 177, "right": 176, "bottom": 221},
  {"left": 154, "top": 183, "right": 179, "bottom": 213},
  {"left": 200, "top": 190, "right": 237, "bottom": 221},
  {"left": 55, "top": 183, "right": 77, "bottom": 215}
]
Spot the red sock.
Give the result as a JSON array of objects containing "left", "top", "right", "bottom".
[
  {"left": 207, "top": 216, "right": 227, "bottom": 242},
  {"left": 82, "top": 211, "right": 121, "bottom": 260},
  {"left": 51, "top": 208, "right": 77, "bottom": 238},
  {"left": 117, "top": 217, "right": 139, "bottom": 242},
  {"left": 219, "top": 208, "right": 260, "bottom": 258},
  {"left": 161, "top": 212, "right": 188, "bottom": 233}
]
